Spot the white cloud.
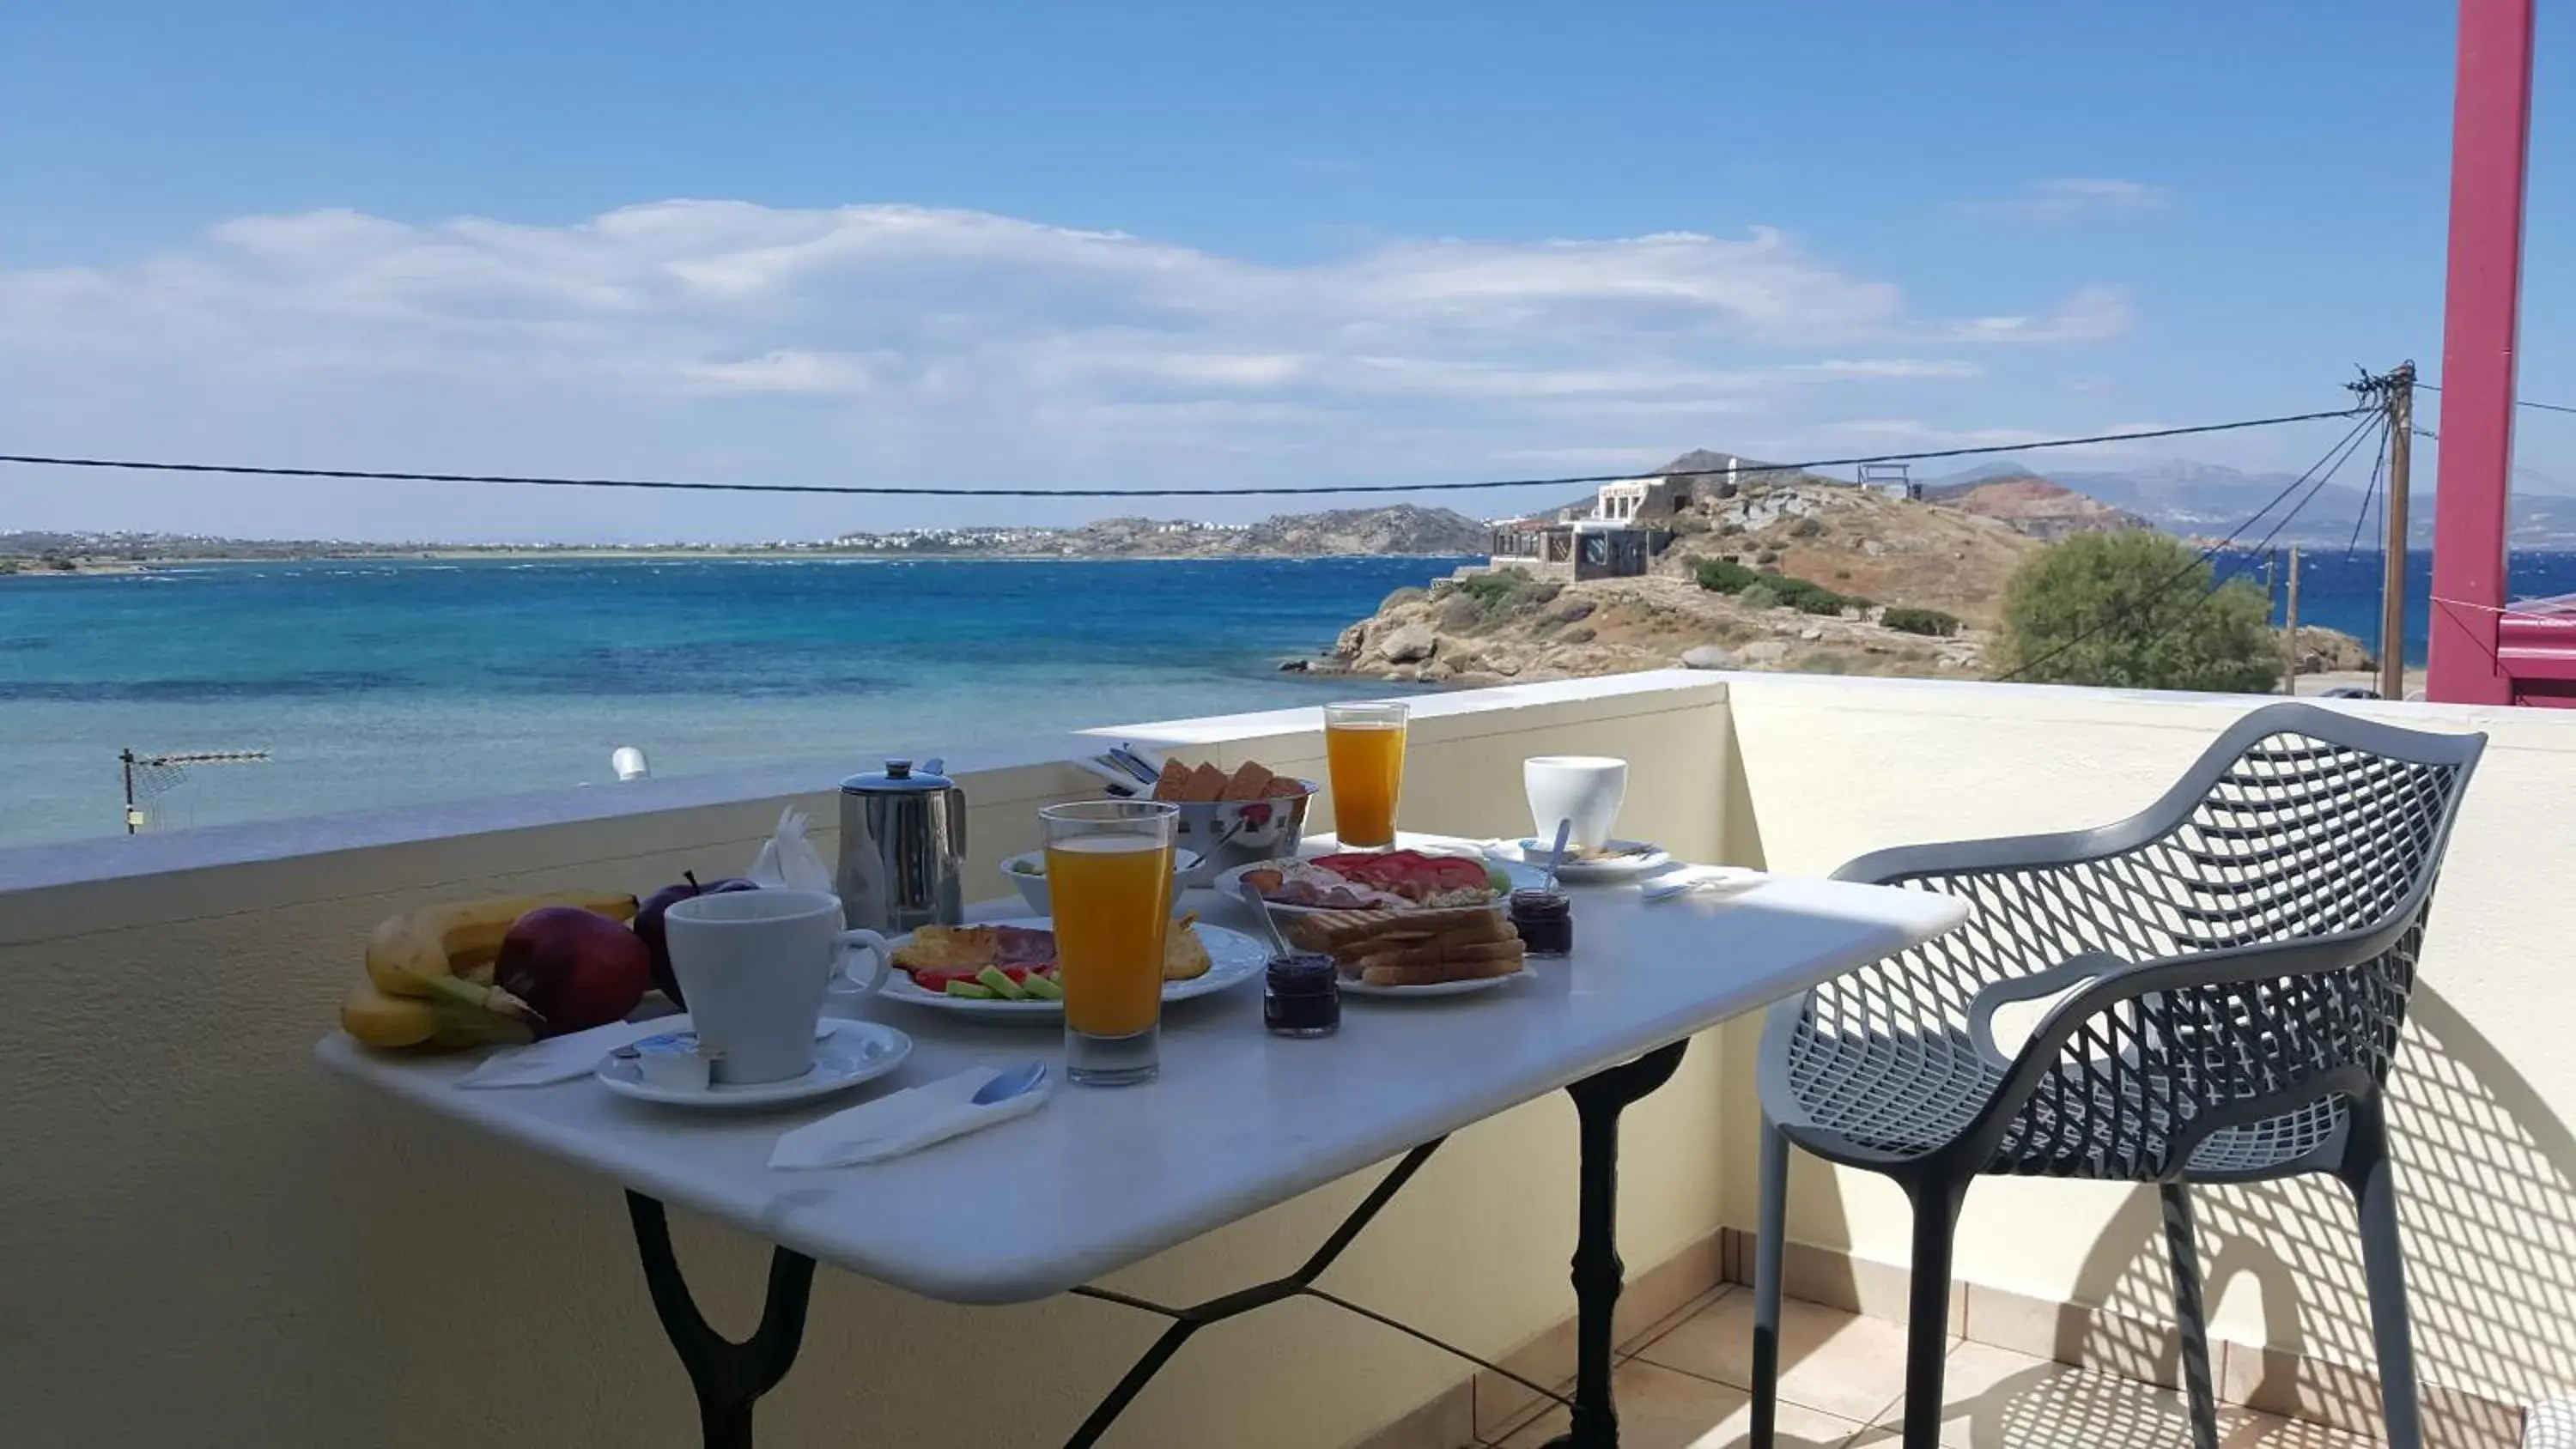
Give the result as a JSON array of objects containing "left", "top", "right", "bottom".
[
  {"left": 1941, "top": 285, "right": 2134, "bottom": 344},
  {"left": 1960, "top": 178, "right": 2172, "bottom": 221},
  {"left": 0, "top": 200, "right": 2130, "bottom": 539}
]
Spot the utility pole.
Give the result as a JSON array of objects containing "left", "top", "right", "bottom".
[
  {"left": 2282, "top": 545, "right": 2303, "bottom": 694},
  {"left": 2381, "top": 363, "right": 2415, "bottom": 700}
]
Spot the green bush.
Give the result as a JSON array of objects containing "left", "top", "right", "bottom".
[
  {"left": 1996, "top": 530, "right": 2280, "bottom": 693},
  {"left": 1882, "top": 606, "right": 1962, "bottom": 638},
  {"left": 1789, "top": 516, "right": 1826, "bottom": 538},
  {"left": 1766, "top": 575, "right": 1855, "bottom": 615},
  {"left": 1736, "top": 583, "right": 1783, "bottom": 611},
  {"left": 1454, "top": 569, "right": 1560, "bottom": 615},
  {"left": 1694, "top": 559, "right": 1761, "bottom": 594}
]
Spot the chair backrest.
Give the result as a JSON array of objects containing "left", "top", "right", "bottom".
[{"left": 1813, "top": 702, "right": 2483, "bottom": 1070}]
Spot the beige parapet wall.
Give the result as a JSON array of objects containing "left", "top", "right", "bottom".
[
  {"left": 0, "top": 675, "right": 1741, "bottom": 1448},
  {"left": 6, "top": 669, "right": 2570, "bottom": 1448},
  {"left": 1719, "top": 672, "right": 2576, "bottom": 1443}
]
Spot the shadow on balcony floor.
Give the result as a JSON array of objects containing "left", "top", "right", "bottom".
[{"left": 1464, "top": 1290, "right": 2376, "bottom": 1449}]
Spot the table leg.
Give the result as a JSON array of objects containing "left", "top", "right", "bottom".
[
  {"left": 627, "top": 1191, "right": 818, "bottom": 1449},
  {"left": 1546, "top": 1040, "right": 1690, "bottom": 1449}
]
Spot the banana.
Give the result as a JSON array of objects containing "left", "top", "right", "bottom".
[
  {"left": 364, "top": 891, "right": 638, "bottom": 1022},
  {"left": 340, "top": 980, "right": 536, "bottom": 1050}
]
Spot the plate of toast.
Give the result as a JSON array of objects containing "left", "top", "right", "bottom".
[{"left": 1282, "top": 904, "right": 1533, "bottom": 997}]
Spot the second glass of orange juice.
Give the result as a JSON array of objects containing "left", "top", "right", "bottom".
[
  {"left": 1324, "top": 700, "right": 1409, "bottom": 849},
  {"left": 1042, "top": 800, "right": 1177, "bottom": 1086}
]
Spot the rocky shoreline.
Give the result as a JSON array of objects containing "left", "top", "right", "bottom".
[{"left": 1309, "top": 571, "right": 2371, "bottom": 689}]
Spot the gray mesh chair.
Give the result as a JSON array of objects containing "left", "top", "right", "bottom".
[{"left": 1751, "top": 702, "right": 2485, "bottom": 1449}]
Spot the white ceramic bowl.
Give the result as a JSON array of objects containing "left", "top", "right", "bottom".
[{"left": 999, "top": 846, "right": 1204, "bottom": 916}]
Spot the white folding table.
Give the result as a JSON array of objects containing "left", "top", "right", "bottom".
[{"left": 318, "top": 852, "right": 1964, "bottom": 1449}]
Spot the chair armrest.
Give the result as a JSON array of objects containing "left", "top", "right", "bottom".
[
  {"left": 1831, "top": 825, "right": 2141, "bottom": 888},
  {"left": 1947, "top": 919, "right": 2407, "bottom": 1173},
  {"left": 1963, "top": 951, "right": 2125, "bottom": 1071}
]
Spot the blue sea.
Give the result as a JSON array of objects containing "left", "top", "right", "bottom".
[
  {"left": 0, "top": 555, "right": 1469, "bottom": 847},
  {"left": 9, "top": 549, "right": 2576, "bottom": 850},
  {"left": 2216, "top": 549, "right": 2576, "bottom": 659}
]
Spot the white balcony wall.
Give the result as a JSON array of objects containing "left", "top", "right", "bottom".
[
  {"left": 1720, "top": 672, "right": 2576, "bottom": 1421},
  {"left": 9, "top": 665, "right": 2571, "bottom": 1447},
  {"left": 0, "top": 675, "right": 1742, "bottom": 1449}
]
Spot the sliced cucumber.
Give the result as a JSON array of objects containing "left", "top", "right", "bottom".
[
  {"left": 976, "top": 965, "right": 1030, "bottom": 1000},
  {"left": 944, "top": 980, "right": 998, "bottom": 999},
  {"left": 1021, "top": 972, "right": 1064, "bottom": 1001}
]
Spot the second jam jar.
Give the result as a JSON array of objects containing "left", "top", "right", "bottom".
[{"left": 1509, "top": 887, "right": 1573, "bottom": 957}]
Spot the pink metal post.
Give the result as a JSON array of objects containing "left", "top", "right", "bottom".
[{"left": 2427, "top": 0, "right": 2536, "bottom": 705}]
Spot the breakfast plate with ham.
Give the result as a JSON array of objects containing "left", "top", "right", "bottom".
[
  {"left": 1214, "top": 849, "right": 1542, "bottom": 915},
  {"left": 867, "top": 915, "right": 1267, "bottom": 1018}
]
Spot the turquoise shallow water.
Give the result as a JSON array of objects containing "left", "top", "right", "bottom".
[{"left": 0, "top": 555, "right": 1470, "bottom": 846}]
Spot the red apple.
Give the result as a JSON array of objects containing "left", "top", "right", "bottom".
[
  {"left": 494, "top": 906, "right": 653, "bottom": 1035},
  {"left": 637, "top": 872, "right": 761, "bottom": 1006}
]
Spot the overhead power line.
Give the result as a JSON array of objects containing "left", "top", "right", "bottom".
[
  {"left": 2415, "top": 380, "right": 2576, "bottom": 417},
  {"left": 0, "top": 408, "right": 2366, "bottom": 500}
]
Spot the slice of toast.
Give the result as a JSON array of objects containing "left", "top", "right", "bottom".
[
  {"left": 1359, "top": 939, "right": 1526, "bottom": 987},
  {"left": 1353, "top": 931, "right": 1524, "bottom": 971},
  {"left": 1265, "top": 774, "right": 1309, "bottom": 798},
  {"left": 1151, "top": 760, "right": 1192, "bottom": 802},
  {"left": 1298, "top": 904, "right": 1513, "bottom": 964},
  {"left": 1185, "top": 762, "right": 1230, "bottom": 802},
  {"left": 1284, "top": 908, "right": 1400, "bottom": 954},
  {"left": 1218, "top": 761, "right": 1277, "bottom": 801}
]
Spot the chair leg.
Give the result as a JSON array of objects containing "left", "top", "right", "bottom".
[
  {"left": 1751, "top": 1116, "right": 1789, "bottom": 1449},
  {"left": 1896, "top": 1175, "right": 1965, "bottom": 1449},
  {"left": 2342, "top": 1100, "right": 2427, "bottom": 1449},
  {"left": 2160, "top": 1183, "right": 2221, "bottom": 1449}
]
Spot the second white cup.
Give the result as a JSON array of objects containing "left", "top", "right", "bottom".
[
  {"left": 1524, "top": 755, "right": 1629, "bottom": 851},
  {"left": 665, "top": 888, "right": 888, "bottom": 1085}
]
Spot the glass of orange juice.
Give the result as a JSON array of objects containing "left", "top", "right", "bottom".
[
  {"left": 1042, "top": 799, "right": 1179, "bottom": 1086},
  {"left": 1324, "top": 700, "right": 1409, "bottom": 849}
]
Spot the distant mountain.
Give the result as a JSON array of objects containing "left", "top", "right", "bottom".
[
  {"left": 2044, "top": 460, "right": 2428, "bottom": 549},
  {"left": 1925, "top": 455, "right": 2576, "bottom": 549},
  {"left": 846, "top": 505, "right": 1492, "bottom": 558}
]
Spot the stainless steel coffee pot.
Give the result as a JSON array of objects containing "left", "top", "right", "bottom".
[{"left": 835, "top": 758, "right": 966, "bottom": 934}]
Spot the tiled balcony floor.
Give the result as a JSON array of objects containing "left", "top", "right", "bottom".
[{"left": 1460, "top": 1287, "right": 2376, "bottom": 1449}]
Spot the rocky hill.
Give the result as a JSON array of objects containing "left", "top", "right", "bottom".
[
  {"left": 1224, "top": 505, "right": 1488, "bottom": 555},
  {"left": 1324, "top": 475, "right": 2044, "bottom": 683},
  {"left": 1924, "top": 476, "right": 2154, "bottom": 541}
]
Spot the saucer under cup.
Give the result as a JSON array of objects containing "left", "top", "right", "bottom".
[
  {"left": 1524, "top": 755, "right": 1628, "bottom": 852},
  {"left": 665, "top": 888, "right": 889, "bottom": 1085}
]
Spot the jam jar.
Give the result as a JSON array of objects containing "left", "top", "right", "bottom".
[
  {"left": 1509, "top": 887, "right": 1574, "bottom": 957},
  {"left": 1264, "top": 950, "right": 1341, "bottom": 1036}
]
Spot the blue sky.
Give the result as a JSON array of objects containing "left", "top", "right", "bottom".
[{"left": 2, "top": 1, "right": 2567, "bottom": 542}]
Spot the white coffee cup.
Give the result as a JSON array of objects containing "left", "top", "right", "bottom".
[
  {"left": 665, "top": 888, "right": 889, "bottom": 1085},
  {"left": 1524, "top": 755, "right": 1629, "bottom": 852}
]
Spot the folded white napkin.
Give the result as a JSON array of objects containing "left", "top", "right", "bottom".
[
  {"left": 1639, "top": 865, "right": 1769, "bottom": 903},
  {"left": 770, "top": 1065, "right": 1053, "bottom": 1170},
  {"left": 456, "top": 1016, "right": 676, "bottom": 1088}
]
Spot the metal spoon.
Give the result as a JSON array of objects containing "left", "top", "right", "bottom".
[
  {"left": 1542, "top": 817, "right": 1574, "bottom": 892},
  {"left": 1237, "top": 878, "right": 1294, "bottom": 959},
  {"left": 973, "top": 1059, "right": 1051, "bottom": 1106}
]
